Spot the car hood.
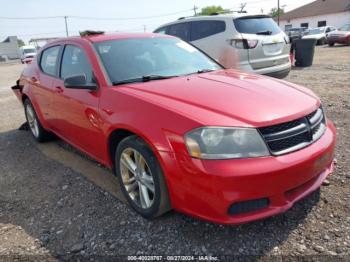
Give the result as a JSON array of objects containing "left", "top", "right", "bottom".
[
  {"left": 303, "top": 33, "right": 324, "bottom": 39},
  {"left": 24, "top": 53, "right": 36, "bottom": 57},
  {"left": 329, "top": 31, "right": 350, "bottom": 36},
  {"left": 118, "top": 70, "right": 320, "bottom": 127}
]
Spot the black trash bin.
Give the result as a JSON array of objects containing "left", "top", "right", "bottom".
[{"left": 294, "top": 39, "right": 317, "bottom": 67}]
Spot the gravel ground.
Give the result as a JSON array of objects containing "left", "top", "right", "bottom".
[{"left": 0, "top": 45, "right": 349, "bottom": 261}]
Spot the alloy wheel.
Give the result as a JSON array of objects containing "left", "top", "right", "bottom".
[
  {"left": 26, "top": 104, "right": 39, "bottom": 138},
  {"left": 120, "top": 147, "right": 155, "bottom": 209}
]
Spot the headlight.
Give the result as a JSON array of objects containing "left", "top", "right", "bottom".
[{"left": 185, "top": 127, "right": 270, "bottom": 159}]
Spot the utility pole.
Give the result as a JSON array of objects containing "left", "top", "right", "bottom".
[
  {"left": 240, "top": 3, "right": 246, "bottom": 12},
  {"left": 64, "top": 16, "right": 69, "bottom": 37},
  {"left": 143, "top": 25, "right": 146, "bottom": 32},
  {"left": 277, "top": 0, "right": 280, "bottom": 25},
  {"left": 193, "top": 5, "right": 198, "bottom": 16}
]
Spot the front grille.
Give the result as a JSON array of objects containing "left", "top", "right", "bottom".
[
  {"left": 259, "top": 107, "right": 326, "bottom": 155},
  {"left": 228, "top": 198, "right": 269, "bottom": 215}
]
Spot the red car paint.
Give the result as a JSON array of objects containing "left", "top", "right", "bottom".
[{"left": 13, "top": 33, "right": 336, "bottom": 224}]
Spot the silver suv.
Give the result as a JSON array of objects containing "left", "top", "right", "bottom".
[{"left": 154, "top": 14, "right": 291, "bottom": 78}]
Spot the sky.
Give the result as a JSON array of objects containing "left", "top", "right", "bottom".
[{"left": 0, "top": 0, "right": 316, "bottom": 43}]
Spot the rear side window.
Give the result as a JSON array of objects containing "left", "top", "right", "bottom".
[
  {"left": 154, "top": 27, "right": 167, "bottom": 34},
  {"left": 168, "top": 22, "right": 191, "bottom": 41},
  {"left": 60, "top": 45, "right": 93, "bottom": 82},
  {"left": 40, "top": 46, "right": 60, "bottom": 76},
  {"left": 191, "top": 20, "right": 226, "bottom": 41},
  {"left": 233, "top": 17, "right": 281, "bottom": 35}
]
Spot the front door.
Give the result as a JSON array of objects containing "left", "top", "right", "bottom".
[{"left": 51, "top": 44, "right": 105, "bottom": 161}]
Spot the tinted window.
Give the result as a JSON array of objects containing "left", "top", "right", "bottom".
[
  {"left": 60, "top": 45, "right": 93, "bottom": 82},
  {"left": 40, "top": 46, "right": 60, "bottom": 76},
  {"left": 234, "top": 17, "right": 281, "bottom": 35},
  {"left": 318, "top": 21, "right": 326, "bottom": 27},
  {"left": 168, "top": 22, "right": 191, "bottom": 41},
  {"left": 191, "top": 21, "right": 226, "bottom": 41},
  {"left": 94, "top": 38, "right": 221, "bottom": 83},
  {"left": 154, "top": 27, "right": 167, "bottom": 34}
]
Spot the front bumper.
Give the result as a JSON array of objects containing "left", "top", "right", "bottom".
[{"left": 160, "top": 121, "right": 336, "bottom": 224}]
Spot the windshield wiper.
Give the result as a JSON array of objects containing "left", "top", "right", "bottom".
[
  {"left": 112, "top": 75, "right": 177, "bottom": 86},
  {"left": 256, "top": 30, "right": 272, "bottom": 35},
  {"left": 197, "top": 69, "right": 215, "bottom": 74}
]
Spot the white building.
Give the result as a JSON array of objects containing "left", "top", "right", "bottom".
[
  {"left": 279, "top": 0, "right": 350, "bottom": 31},
  {"left": 0, "top": 36, "right": 20, "bottom": 60}
]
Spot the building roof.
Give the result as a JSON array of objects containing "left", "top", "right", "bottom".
[{"left": 280, "top": 0, "right": 350, "bottom": 21}]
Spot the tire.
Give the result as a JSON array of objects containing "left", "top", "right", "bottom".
[
  {"left": 319, "top": 38, "right": 326, "bottom": 45},
  {"left": 24, "top": 99, "right": 52, "bottom": 142},
  {"left": 328, "top": 42, "right": 335, "bottom": 47},
  {"left": 115, "top": 135, "right": 171, "bottom": 219}
]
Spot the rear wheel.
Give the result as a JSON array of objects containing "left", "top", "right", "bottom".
[
  {"left": 24, "top": 99, "right": 52, "bottom": 142},
  {"left": 115, "top": 135, "right": 171, "bottom": 219}
]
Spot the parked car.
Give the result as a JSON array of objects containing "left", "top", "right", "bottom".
[
  {"left": 154, "top": 14, "right": 291, "bottom": 79},
  {"left": 19, "top": 45, "right": 37, "bottom": 64},
  {"left": 302, "top": 26, "right": 337, "bottom": 45},
  {"left": 327, "top": 23, "right": 350, "bottom": 46},
  {"left": 12, "top": 32, "right": 336, "bottom": 224},
  {"left": 286, "top": 27, "right": 308, "bottom": 42}
]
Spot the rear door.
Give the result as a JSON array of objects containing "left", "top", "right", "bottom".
[
  {"left": 35, "top": 45, "right": 62, "bottom": 126},
  {"left": 233, "top": 16, "right": 289, "bottom": 70},
  {"left": 190, "top": 20, "right": 228, "bottom": 63}
]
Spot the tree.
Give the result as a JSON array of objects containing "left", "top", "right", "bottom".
[
  {"left": 17, "top": 39, "right": 25, "bottom": 47},
  {"left": 269, "top": 7, "right": 284, "bottom": 18},
  {"left": 198, "top": 5, "right": 230, "bottom": 16}
]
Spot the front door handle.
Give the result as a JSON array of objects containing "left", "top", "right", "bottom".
[{"left": 55, "top": 86, "right": 64, "bottom": 93}]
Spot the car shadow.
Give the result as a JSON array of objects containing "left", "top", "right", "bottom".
[{"left": 0, "top": 128, "right": 321, "bottom": 259}]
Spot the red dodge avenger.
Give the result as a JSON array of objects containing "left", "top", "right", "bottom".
[{"left": 12, "top": 32, "right": 336, "bottom": 224}]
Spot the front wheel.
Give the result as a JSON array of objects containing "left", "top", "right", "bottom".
[
  {"left": 115, "top": 136, "right": 171, "bottom": 219},
  {"left": 328, "top": 42, "right": 335, "bottom": 47},
  {"left": 24, "top": 99, "right": 52, "bottom": 142},
  {"left": 319, "top": 38, "right": 326, "bottom": 45}
]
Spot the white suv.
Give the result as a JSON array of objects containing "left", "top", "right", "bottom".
[{"left": 154, "top": 14, "right": 291, "bottom": 78}]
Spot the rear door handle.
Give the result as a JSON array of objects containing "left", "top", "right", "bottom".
[{"left": 55, "top": 86, "right": 64, "bottom": 93}]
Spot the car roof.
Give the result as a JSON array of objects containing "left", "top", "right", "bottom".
[
  {"left": 154, "top": 13, "right": 270, "bottom": 29},
  {"left": 46, "top": 32, "right": 172, "bottom": 45}
]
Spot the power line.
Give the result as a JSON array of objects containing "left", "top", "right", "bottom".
[{"left": 0, "top": 9, "right": 192, "bottom": 21}]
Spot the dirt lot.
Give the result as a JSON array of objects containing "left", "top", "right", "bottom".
[{"left": 0, "top": 46, "right": 349, "bottom": 261}]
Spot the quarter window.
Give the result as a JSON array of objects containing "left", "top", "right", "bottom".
[
  {"left": 60, "top": 45, "right": 93, "bottom": 82},
  {"left": 40, "top": 46, "right": 60, "bottom": 76},
  {"left": 191, "top": 21, "right": 226, "bottom": 41}
]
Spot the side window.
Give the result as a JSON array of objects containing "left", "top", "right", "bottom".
[
  {"left": 154, "top": 26, "right": 167, "bottom": 34},
  {"left": 40, "top": 46, "right": 60, "bottom": 76},
  {"left": 168, "top": 22, "right": 191, "bottom": 41},
  {"left": 300, "top": 23, "right": 309, "bottom": 28},
  {"left": 191, "top": 21, "right": 226, "bottom": 41},
  {"left": 60, "top": 45, "right": 93, "bottom": 82}
]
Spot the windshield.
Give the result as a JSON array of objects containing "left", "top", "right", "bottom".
[
  {"left": 23, "top": 48, "right": 36, "bottom": 54},
  {"left": 233, "top": 17, "right": 281, "bottom": 35},
  {"left": 307, "top": 28, "right": 324, "bottom": 35},
  {"left": 339, "top": 24, "right": 350, "bottom": 31},
  {"left": 94, "top": 37, "right": 222, "bottom": 84}
]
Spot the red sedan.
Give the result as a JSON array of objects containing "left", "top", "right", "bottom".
[{"left": 12, "top": 32, "right": 336, "bottom": 224}]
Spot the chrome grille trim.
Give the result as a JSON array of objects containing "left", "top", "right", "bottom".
[{"left": 259, "top": 107, "right": 326, "bottom": 156}]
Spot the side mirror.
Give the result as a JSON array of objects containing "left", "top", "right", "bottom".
[{"left": 64, "top": 74, "right": 97, "bottom": 90}]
